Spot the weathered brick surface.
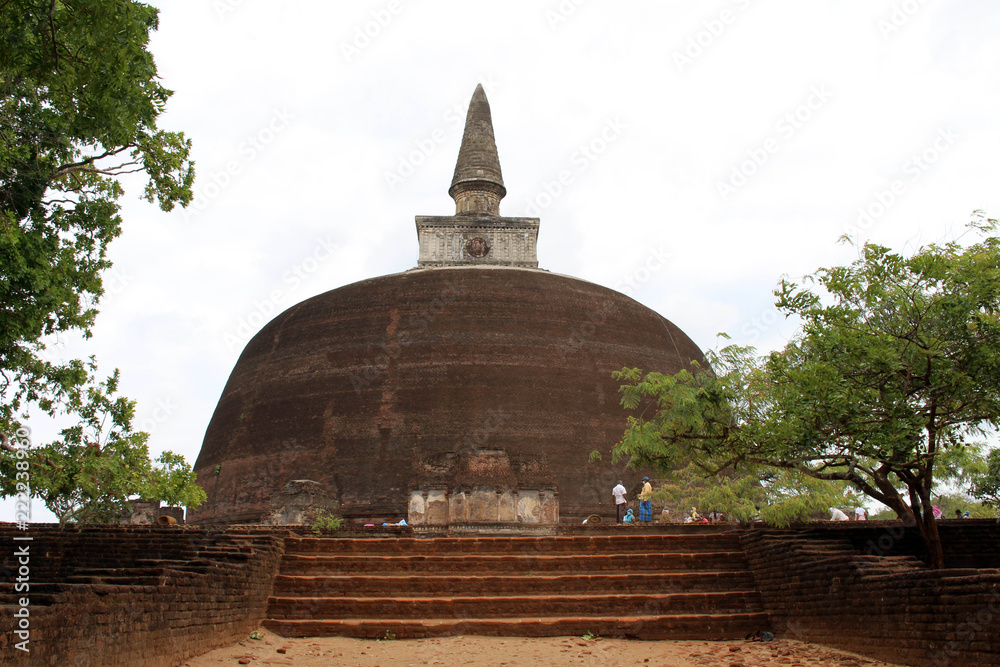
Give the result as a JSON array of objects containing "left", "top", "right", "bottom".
[
  {"left": 3, "top": 521, "right": 996, "bottom": 665},
  {"left": 740, "top": 520, "right": 1000, "bottom": 667},
  {"left": 0, "top": 524, "right": 286, "bottom": 667},
  {"left": 192, "top": 267, "right": 705, "bottom": 526}
]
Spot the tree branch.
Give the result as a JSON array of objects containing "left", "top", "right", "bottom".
[{"left": 51, "top": 145, "right": 134, "bottom": 181}]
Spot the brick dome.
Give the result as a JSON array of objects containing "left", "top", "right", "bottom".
[{"left": 190, "top": 266, "right": 703, "bottom": 524}]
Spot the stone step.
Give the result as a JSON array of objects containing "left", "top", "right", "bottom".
[
  {"left": 272, "top": 571, "right": 756, "bottom": 597},
  {"left": 283, "top": 534, "right": 744, "bottom": 556},
  {"left": 49, "top": 566, "right": 166, "bottom": 577},
  {"left": 279, "top": 551, "right": 749, "bottom": 575},
  {"left": 64, "top": 574, "right": 164, "bottom": 586},
  {"left": 267, "top": 591, "right": 763, "bottom": 619},
  {"left": 262, "top": 612, "right": 772, "bottom": 641}
]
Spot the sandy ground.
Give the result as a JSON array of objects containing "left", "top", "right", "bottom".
[{"left": 182, "top": 628, "right": 904, "bottom": 667}]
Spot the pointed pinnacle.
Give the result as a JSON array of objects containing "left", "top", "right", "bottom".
[{"left": 449, "top": 84, "right": 506, "bottom": 215}]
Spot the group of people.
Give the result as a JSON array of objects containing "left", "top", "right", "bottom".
[
  {"left": 612, "top": 481, "right": 980, "bottom": 525},
  {"left": 612, "top": 477, "right": 653, "bottom": 523},
  {"left": 831, "top": 506, "right": 974, "bottom": 521},
  {"left": 686, "top": 509, "right": 727, "bottom": 523},
  {"left": 829, "top": 507, "right": 867, "bottom": 521},
  {"left": 611, "top": 478, "right": 725, "bottom": 524}
]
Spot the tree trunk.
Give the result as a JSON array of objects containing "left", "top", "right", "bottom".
[
  {"left": 882, "top": 485, "right": 945, "bottom": 568},
  {"left": 919, "top": 510, "right": 945, "bottom": 568},
  {"left": 914, "top": 484, "right": 945, "bottom": 569}
]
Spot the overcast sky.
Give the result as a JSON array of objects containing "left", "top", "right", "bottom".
[{"left": 7, "top": 1, "right": 1000, "bottom": 522}]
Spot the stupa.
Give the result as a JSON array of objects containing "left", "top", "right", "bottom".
[{"left": 190, "top": 85, "right": 704, "bottom": 526}]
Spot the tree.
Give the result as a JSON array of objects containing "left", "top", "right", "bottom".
[
  {"left": 614, "top": 214, "right": 1000, "bottom": 568},
  {"left": 1, "top": 0, "right": 193, "bottom": 422},
  {"left": 150, "top": 450, "right": 207, "bottom": 510},
  {"left": 0, "top": 1, "right": 199, "bottom": 519},
  {"left": 0, "top": 367, "right": 205, "bottom": 525},
  {"left": 971, "top": 448, "right": 1000, "bottom": 507}
]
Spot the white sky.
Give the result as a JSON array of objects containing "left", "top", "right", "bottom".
[{"left": 6, "top": 0, "right": 1000, "bottom": 522}]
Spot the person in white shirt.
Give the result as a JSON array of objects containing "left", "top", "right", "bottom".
[
  {"left": 612, "top": 481, "right": 627, "bottom": 523},
  {"left": 854, "top": 507, "right": 867, "bottom": 521},
  {"left": 829, "top": 507, "right": 850, "bottom": 521}
]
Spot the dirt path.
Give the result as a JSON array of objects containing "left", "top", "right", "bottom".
[{"left": 181, "top": 628, "right": 904, "bottom": 666}]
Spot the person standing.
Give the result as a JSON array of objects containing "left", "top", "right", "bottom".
[
  {"left": 612, "top": 480, "right": 627, "bottom": 523},
  {"left": 638, "top": 476, "right": 653, "bottom": 522}
]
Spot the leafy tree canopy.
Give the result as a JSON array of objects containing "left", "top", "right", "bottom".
[
  {"left": 0, "top": 1, "right": 200, "bottom": 521},
  {"left": 1, "top": 0, "right": 193, "bottom": 422},
  {"left": 649, "top": 463, "right": 864, "bottom": 526},
  {"left": 0, "top": 367, "right": 206, "bottom": 524},
  {"left": 971, "top": 448, "right": 1000, "bottom": 507},
  {"left": 614, "top": 214, "right": 1000, "bottom": 567}
]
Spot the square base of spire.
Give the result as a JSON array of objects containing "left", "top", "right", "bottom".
[{"left": 415, "top": 215, "right": 539, "bottom": 268}]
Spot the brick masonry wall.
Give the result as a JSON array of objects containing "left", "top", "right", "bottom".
[
  {"left": 2, "top": 521, "right": 997, "bottom": 665},
  {"left": 741, "top": 520, "right": 1000, "bottom": 667},
  {"left": 0, "top": 525, "right": 286, "bottom": 667}
]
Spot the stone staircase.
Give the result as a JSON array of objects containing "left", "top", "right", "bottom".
[{"left": 263, "top": 532, "right": 771, "bottom": 640}]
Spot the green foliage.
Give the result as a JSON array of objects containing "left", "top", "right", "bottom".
[
  {"left": 971, "top": 448, "right": 1000, "bottom": 507},
  {"left": 378, "top": 631, "right": 396, "bottom": 641},
  {"left": 934, "top": 493, "right": 998, "bottom": 519},
  {"left": 652, "top": 463, "right": 863, "bottom": 526},
  {"left": 581, "top": 631, "right": 599, "bottom": 641},
  {"left": 0, "top": 368, "right": 204, "bottom": 524},
  {"left": 150, "top": 450, "right": 207, "bottom": 509},
  {"left": 0, "top": 0, "right": 193, "bottom": 420},
  {"left": 0, "top": 1, "right": 199, "bottom": 519},
  {"left": 310, "top": 511, "right": 344, "bottom": 536},
  {"left": 615, "top": 214, "right": 1000, "bottom": 567}
]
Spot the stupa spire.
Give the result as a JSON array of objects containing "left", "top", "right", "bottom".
[
  {"left": 415, "top": 85, "right": 537, "bottom": 268},
  {"left": 449, "top": 83, "right": 506, "bottom": 215}
]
